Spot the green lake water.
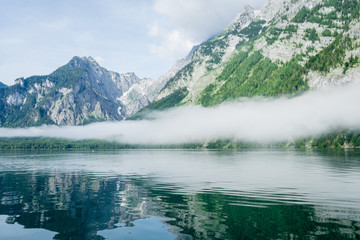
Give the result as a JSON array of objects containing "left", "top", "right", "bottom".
[{"left": 0, "top": 149, "right": 359, "bottom": 239}]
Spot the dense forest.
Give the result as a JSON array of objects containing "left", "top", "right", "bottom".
[{"left": 1, "top": 130, "right": 360, "bottom": 150}]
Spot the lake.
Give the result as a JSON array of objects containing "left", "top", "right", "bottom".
[{"left": 0, "top": 149, "right": 359, "bottom": 239}]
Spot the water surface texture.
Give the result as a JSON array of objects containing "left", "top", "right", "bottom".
[{"left": 0, "top": 149, "right": 360, "bottom": 239}]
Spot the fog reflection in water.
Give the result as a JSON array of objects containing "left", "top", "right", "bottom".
[{"left": 0, "top": 149, "right": 360, "bottom": 239}]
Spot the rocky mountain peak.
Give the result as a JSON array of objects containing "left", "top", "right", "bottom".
[
  {"left": 122, "top": 72, "right": 139, "bottom": 80},
  {"left": 242, "top": 4, "right": 254, "bottom": 13},
  {"left": 69, "top": 56, "right": 101, "bottom": 69},
  {"left": 0, "top": 55, "right": 162, "bottom": 127},
  {"left": 87, "top": 56, "right": 100, "bottom": 65},
  {"left": 222, "top": 4, "right": 255, "bottom": 35},
  {"left": 145, "top": 0, "right": 360, "bottom": 113}
]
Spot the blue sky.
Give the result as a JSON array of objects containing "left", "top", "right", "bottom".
[{"left": 0, "top": 0, "right": 265, "bottom": 85}]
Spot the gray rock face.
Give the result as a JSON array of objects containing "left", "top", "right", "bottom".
[
  {"left": 0, "top": 81, "right": 7, "bottom": 88},
  {"left": 0, "top": 57, "right": 158, "bottom": 127},
  {"left": 155, "top": 4, "right": 257, "bottom": 102},
  {"left": 224, "top": 5, "right": 255, "bottom": 33},
  {"left": 119, "top": 50, "right": 195, "bottom": 117},
  {"left": 151, "top": 0, "right": 360, "bottom": 107}
]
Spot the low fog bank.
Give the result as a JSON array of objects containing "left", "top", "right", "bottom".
[{"left": 1, "top": 83, "right": 360, "bottom": 145}]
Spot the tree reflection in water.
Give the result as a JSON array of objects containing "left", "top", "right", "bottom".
[{"left": 1, "top": 171, "right": 359, "bottom": 240}]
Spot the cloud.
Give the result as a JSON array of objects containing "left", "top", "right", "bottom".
[
  {"left": 1, "top": 83, "right": 360, "bottom": 145},
  {"left": 148, "top": 22, "right": 195, "bottom": 59},
  {"left": 153, "top": 0, "right": 266, "bottom": 41},
  {"left": 148, "top": 0, "right": 266, "bottom": 60}
]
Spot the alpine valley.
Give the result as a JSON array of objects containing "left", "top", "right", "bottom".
[
  {"left": 1, "top": 0, "right": 360, "bottom": 131},
  {"left": 2, "top": 2, "right": 360, "bottom": 240}
]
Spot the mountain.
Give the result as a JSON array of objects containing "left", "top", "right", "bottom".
[
  {"left": 0, "top": 57, "right": 158, "bottom": 127},
  {"left": 2, "top": 0, "right": 360, "bottom": 127},
  {"left": 138, "top": 0, "right": 360, "bottom": 113},
  {"left": 0, "top": 81, "right": 7, "bottom": 88},
  {"left": 119, "top": 50, "right": 194, "bottom": 116}
]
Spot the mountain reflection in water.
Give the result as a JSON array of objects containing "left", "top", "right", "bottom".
[{"left": 0, "top": 149, "right": 360, "bottom": 240}]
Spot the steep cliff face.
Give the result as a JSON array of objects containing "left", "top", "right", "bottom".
[
  {"left": 146, "top": 0, "right": 360, "bottom": 110},
  {"left": 0, "top": 57, "right": 157, "bottom": 127}
]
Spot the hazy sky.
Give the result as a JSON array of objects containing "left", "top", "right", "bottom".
[{"left": 0, "top": 0, "right": 265, "bottom": 86}]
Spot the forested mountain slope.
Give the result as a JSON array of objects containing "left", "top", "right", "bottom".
[{"left": 140, "top": 0, "right": 360, "bottom": 112}]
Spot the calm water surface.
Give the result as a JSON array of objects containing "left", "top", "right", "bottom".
[{"left": 0, "top": 149, "right": 360, "bottom": 239}]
